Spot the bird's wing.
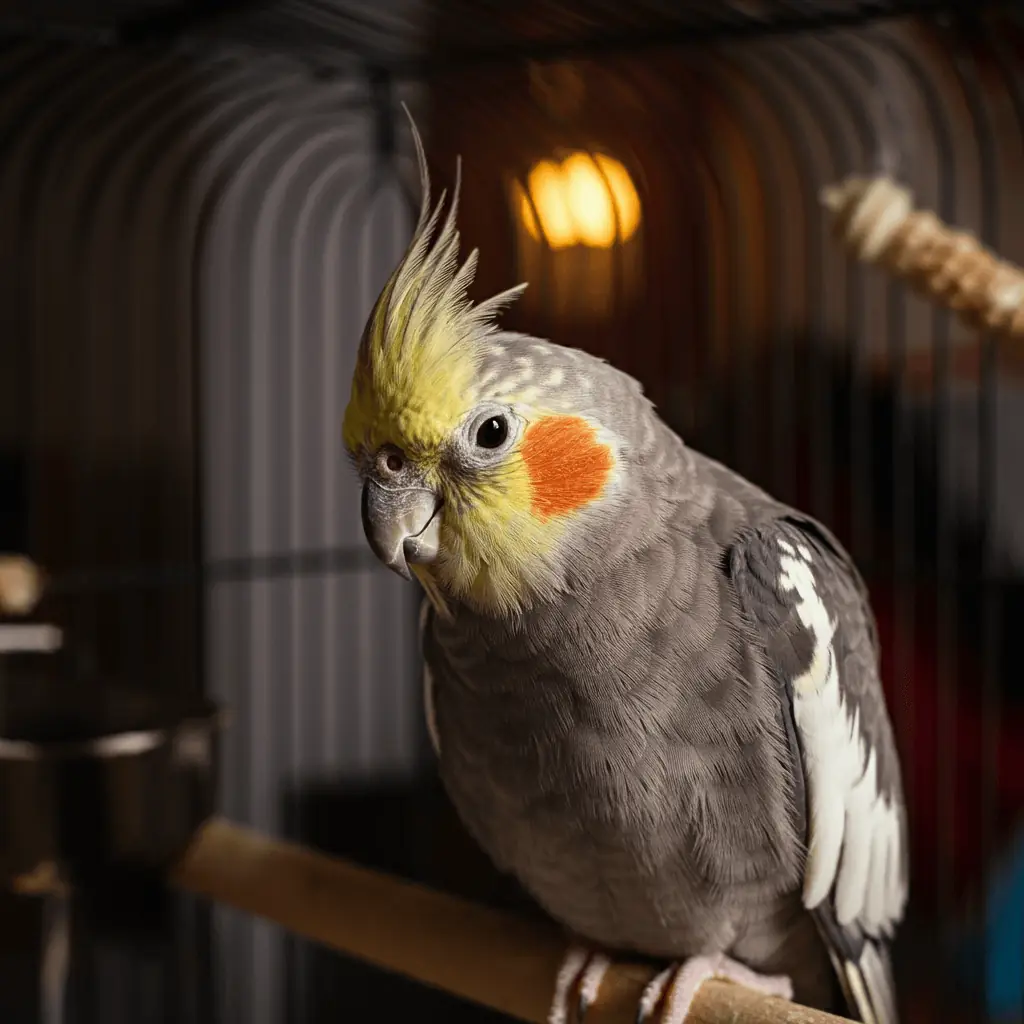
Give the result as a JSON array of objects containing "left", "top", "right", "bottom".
[{"left": 729, "top": 515, "right": 908, "bottom": 1024}]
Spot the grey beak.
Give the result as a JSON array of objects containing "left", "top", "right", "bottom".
[{"left": 361, "top": 480, "right": 442, "bottom": 580}]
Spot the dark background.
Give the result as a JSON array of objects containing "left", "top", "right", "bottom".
[{"left": 1, "top": 1, "right": 1024, "bottom": 1022}]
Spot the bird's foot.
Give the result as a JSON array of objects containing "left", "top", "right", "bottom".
[
  {"left": 548, "top": 944, "right": 612, "bottom": 1024},
  {"left": 636, "top": 954, "right": 793, "bottom": 1024},
  {"left": 549, "top": 946, "right": 792, "bottom": 1024}
]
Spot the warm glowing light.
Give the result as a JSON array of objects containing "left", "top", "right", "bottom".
[{"left": 518, "top": 152, "right": 641, "bottom": 249}]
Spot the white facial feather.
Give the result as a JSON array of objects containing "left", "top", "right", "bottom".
[
  {"left": 514, "top": 386, "right": 543, "bottom": 405},
  {"left": 778, "top": 545, "right": 905, "bottom": 937}
]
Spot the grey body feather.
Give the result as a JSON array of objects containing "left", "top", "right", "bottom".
[{"left": 420, "top": 342, "right": 906, "bottom": 1022}]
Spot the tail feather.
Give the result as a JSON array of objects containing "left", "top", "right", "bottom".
[
  {"left": 839, "top": 940, "right": 899, "bottom": 1024},
  {"left": 814, "top": 910, "right": 899, "bottom": 1024}
]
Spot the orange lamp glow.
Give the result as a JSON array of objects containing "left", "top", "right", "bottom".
[{"left": 517, "top": 152, "right": 641, "bottom": 249}]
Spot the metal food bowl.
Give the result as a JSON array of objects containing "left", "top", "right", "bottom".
[{"left": 0, "top": 636, "right": 224, "bottom": 887}]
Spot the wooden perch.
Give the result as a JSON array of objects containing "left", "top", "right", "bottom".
[
  {"left": 169, "top": 818, "right": 852, "bottom": 1024},
  {"left": 822, "top": 176, "right": 1024, "bottom": 339}
]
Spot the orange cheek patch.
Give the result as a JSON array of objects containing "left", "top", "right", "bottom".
[{"left": 521, "top": 415, "right": 614, "bottom": 520}]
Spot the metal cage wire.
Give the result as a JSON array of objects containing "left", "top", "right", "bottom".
[{"left": 0, "top": 37, "right": 427, "bottom": 1024}]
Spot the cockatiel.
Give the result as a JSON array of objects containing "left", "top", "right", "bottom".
[{"left": 343, "top": 115, "right": 908, "bottom": 1024}]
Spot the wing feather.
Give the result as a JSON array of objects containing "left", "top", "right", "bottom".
[{"left": 730, "top": 516, "right": 908, "bottom": 1024}]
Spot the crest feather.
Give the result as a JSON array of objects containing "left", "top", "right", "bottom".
[
  {"left": 360, "top": 106, "right": 528, "bottom": 369},
  {"left": 345, "top": 106, "right": 531, "bottom": 454}
]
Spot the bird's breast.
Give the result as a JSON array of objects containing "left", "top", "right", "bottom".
[{"left": 433, "top": 665, "right": 731, "bottom": 954}]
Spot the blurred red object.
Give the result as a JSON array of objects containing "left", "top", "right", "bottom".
[{"left": 870, "top": 581, "right": 1024, "bottom": 912}]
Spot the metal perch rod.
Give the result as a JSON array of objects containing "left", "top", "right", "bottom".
[{"left": 169, "top": 818, "right": 851, "bottom": 1024}]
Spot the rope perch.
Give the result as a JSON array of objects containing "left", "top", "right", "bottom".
[{"left": 822, "top": 176, "right": 1024, "bottom": 338}]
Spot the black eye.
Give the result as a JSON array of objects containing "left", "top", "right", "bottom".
[{"left": 475, "top": 415, "right": 509, "bottom": 449}]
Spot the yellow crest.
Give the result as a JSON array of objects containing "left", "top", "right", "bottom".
[{"left": 343, "top": 107, "right": 527, "bottom": 460}]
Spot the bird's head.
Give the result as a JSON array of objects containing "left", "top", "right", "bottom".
[{"left": 343, "top": 115, "right": 654, "bottom": 618}]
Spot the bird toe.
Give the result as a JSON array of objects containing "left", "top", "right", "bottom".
[
  {"left": 548, "top": 945, "right": 610, "bottom": 1024},
  {"left": 652, "top": 954, "right": 794, "bottom": 1024},
  {"left": 636, "top": 965, "right": 674, "bottom": 1024}
]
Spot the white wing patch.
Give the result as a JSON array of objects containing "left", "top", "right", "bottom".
[
  {"left": 777, "top": 545, "right": 906, "bottom": 937},
  {"left": 419, "top": 598, "right": 441, "bottom": 757}
]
